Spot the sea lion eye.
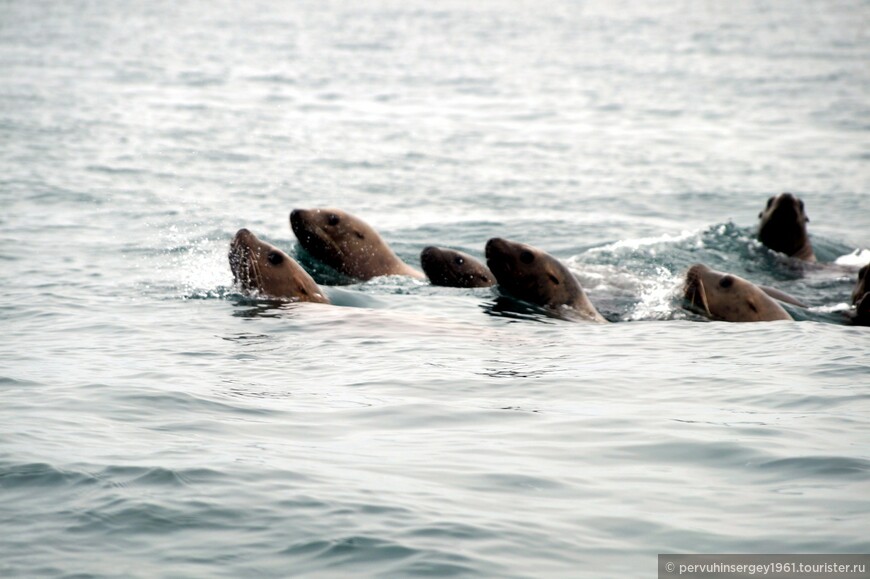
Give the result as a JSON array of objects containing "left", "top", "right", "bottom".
[
  {"left": 454, "top": 257, "right": 464, "bottom": 266},
  {"left": 520, "top": 250, "right": 534, "bottom": 264},
  {"left": 766, "top": 197, "right": 774, "bottom": 209},
  {"left": 327, "top": 214, "right": 340, "bottom": 226},
  {"left": 719, "top": 275, "right": 734, "bottom": 289},
  {"left": 267, "top": 251, "right": 284, "bottom": 266}
]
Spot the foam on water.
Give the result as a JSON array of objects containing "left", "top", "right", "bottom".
[{"left": 835, "top": 248, "right": 870, "bottom": 268}]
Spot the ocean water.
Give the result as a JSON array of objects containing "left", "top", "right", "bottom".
[{"left": 1, "top": 0, "right": 869, "bottom": 577}]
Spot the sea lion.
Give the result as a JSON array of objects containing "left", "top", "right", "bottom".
[
  {"left": 484, "top": 237, "right": 607, "bottom": 322},
  {"left": 852, "top": 264, "right": 868, "bottom": 305},
  {"left": 289, "top": 208, "right": 424, "bottom": 281},
  {"left": 683, "top": 264, "right": 791, "bottom": 322},
  {"left": 758, "top": 192, "right": 815, "bottom": 261},
  {"left": 229, "top": 228, "right": 329, "bottom": 303},
  {"left": 420, "top": 246, "right": 495, "bottom": 288}
]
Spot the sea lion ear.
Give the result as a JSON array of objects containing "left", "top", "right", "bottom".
[
  {"left": 354, "top": 230, "right": 365, "bottom": 240},
  {"left": 758, "top": 212, "right": 763, "bottom": 219}
]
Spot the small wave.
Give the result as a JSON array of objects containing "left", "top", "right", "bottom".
[
  {"left": 85, "top": 165, "right": 147, "bottom": 176},
  {"left": 834, "top": 248, "right": 870, "bottom": 268},
  {"left": 116, "top": 390, "right": 279, "bottom": 419},
  {"left": 0, "top": 462, "right": 98, "bottom": 489},
  {"left": 280, "top": 535, "right": 480, "bottom": 576},
  {"left": 281, "top": 536, "right": 418, "bottom": 569},
  {"left": 96, "top": 466, "right": 221, "bottom": 488},
  {"left": 755, "top": 456, "right": 870, "bottom": 480}
]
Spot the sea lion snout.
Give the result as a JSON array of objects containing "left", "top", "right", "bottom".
[
  {"left": 233, "top": 228, "right": 254, "bottom": 242},
  {"left": 230, "top": 228, "right": 257, "bottom": 258},
  {"left": 777, "top": 192, "right": 798, "bottom": 204},
  {"left": 420, "top": 246, "right": 442, "bottom": 267},
  {"left": 685, "top": 263, "right": 711, "bottom": 281},
  {"left": 485, "top": 238, "right": 516, "bottom": 277},
  {"left": 485, "top": 238, "right": 510, "bottom": 260},
  {"left": 289, "top": 209, "right": 309, "bottom": 233},
  {"left": 684, "top": 264, "right": 711, "bottom": 314}
]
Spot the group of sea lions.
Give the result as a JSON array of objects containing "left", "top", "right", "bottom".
[{"left": 228, "top": 193, "right": 869, "bottom": 326}]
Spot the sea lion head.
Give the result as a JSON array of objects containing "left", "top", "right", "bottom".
[
  {"left": 683, "top": 264, "right": 791, "bottom": 322},
  {"left": 228, "top": 228, "right": 328, "bottom": 303},
  {"left": 758, "top": 192, "right": 814, "bottom": 260},
  {"left": 485, "top": 237, "right": 586, "bottom": 310},
  {"left": 420, "top": 246, "right": 495, "bottom": 288},
  {"left": 289, "top": 208, "right": 412, "bottom": 280},
  {"left": 852, "top": 264, "right": 869, "bottom": 305}
]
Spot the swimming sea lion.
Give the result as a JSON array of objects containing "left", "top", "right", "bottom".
[
  {"left": 852, "top": 264, "right": 868, "bottom": 305},
  {"left": 485, "top": 237, "right": 607, "bottom": 322},
  {"left": 289, "top": 208, "right": 424, "bottom": 281},
  {"left": 683, "top": 264, "right": 791, "bottom": 322},
  {"left": 229, "top": 228, "right": 329, "bottom": 303},
  {"left": 420, "top": 246, "right": 495, "bottom": 288},
  {"left": 758, "top": 192, "right": 815, "bottom": 261}
]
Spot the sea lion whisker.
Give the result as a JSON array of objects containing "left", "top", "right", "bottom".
[
  {"left": 310, "top": 223, "right": 344, "bottom": 258},
  {"left": 695, "top": 280, "right": 712, "bottom": 318},
  {"left": 248, "top": 247, "right": 265, "bottom": 293}
]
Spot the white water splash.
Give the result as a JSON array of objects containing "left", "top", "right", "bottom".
[
  {"left": 834, "top": 248, "right": 870, "bottom": 268},
  {"left": 585, "top": 229, "right": 701, "bottom": 255},
  {"left": 626, "top": 266, "right": 684, "bottom": 321}
]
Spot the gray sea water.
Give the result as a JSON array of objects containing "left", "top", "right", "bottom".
[{"left": 2, "top": 1, "right": 869, "bottom": 577}]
